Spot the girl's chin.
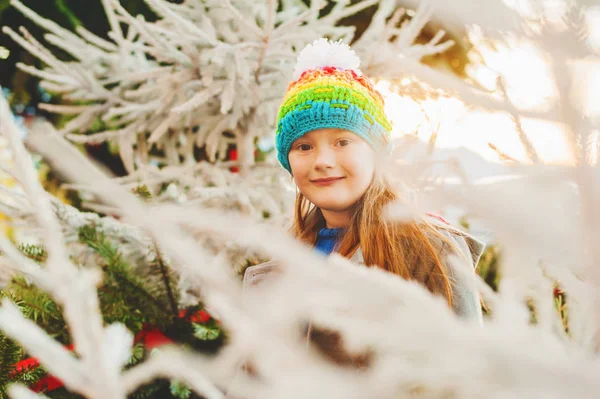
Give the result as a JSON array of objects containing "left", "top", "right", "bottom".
[
  {"left": 312, "top": 201, "right": 354, "bottom": 212},
  {"left": 303, "top": 191, "right": 357, "bottom": 211}
]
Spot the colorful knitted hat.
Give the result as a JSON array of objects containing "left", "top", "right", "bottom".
[{"left": 275, "top": 38, "right": 393, "bottom": 173}]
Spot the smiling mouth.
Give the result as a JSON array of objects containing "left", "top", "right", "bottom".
[{"left": 310, "top": 177, "right": 345, "bottom": 186}]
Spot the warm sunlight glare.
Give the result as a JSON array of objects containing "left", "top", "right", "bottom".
[
  {"left": 378, "top": 79, "right": 573, "bottom": 165},
  {"left": 587, "top": 6, "right": 600, "bottom": 52},
  {"left": 375, "top": 18, "right": 599, "bottom": 166}
]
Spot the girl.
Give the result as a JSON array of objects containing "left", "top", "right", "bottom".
[{"left": 271, "top": 38, "right": 484, "bottom": 322}]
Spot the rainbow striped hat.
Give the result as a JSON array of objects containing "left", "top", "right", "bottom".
[{"left": 275, "top": 38, "right": 393, "bottom": 173}]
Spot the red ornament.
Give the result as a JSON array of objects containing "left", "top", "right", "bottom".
[
  {"left": 179, "top": 308, "right": 212, "bottom": 324},
  {"left": 12, "top": 357, "right": 39, "bottom": 375},
  {"left": 190, "top": 310, "right": 211, "bottom": 324},
  {"left": 229, "top": 148, "right": 239, "bottom": 173},
  {"left": 137, "top": 328, "right": 173, "bottom": 350},
  {"left": 13, "top": 344, "right": 74, "bottom": 393},
  {"left": 11, "top": 309, "right": 213, "bottom": 393},
  {"left": 32, "top": 375, "right": 64, "bottom": 393},
  {"left": 228, "top": 148, "right": 259, "bottom": 173}
]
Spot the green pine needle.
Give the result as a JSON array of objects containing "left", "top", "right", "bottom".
[
  {"left": 133, "top": 185, "right": 152, "bottom": 201},
  {"left": 78, "top": 224, "right": 174, "bottom": 333},
  {"left": 0, "top": 332, "right": 46, "bottom": 396},
  {"left": 127, "top": 343, "right": 146, "bottom": 367},
  {"left": 2, "top": 280, "right": 66, "bottom": 342},
  {"left": 192, "top": 323, "right": 221, "bottom": 341},
  {"left": 170, "top": 380, "right": 192, "bottom": 399},
  {"left": 18, "top": 244, "right": 48, "bottom": 263}
]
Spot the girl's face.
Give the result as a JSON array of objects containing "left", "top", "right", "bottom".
[{"left": 288, "top": 128, "right": 376, "bottom": 228}]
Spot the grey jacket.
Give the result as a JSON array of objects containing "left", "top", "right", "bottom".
[
  {"left": 243, "top": 220, "right": 485, "bottom": 323},
  {"left": 349, "top": 220, "right": 485, "bottom": 324}
]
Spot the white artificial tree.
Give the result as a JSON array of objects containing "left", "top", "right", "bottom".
[
  {"left": 3, "top": 0, "right": 453, "bottom": 172},
  {"left": 2, "top": 0, "right": 469, "bottom": 273},
  {"left": 0, "top": 0, "right": 599, "bottom": 398}
]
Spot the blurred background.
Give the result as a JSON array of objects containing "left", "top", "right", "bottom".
[
  {"left": 3, "top": 1, "right": 599, "bottom": 396},
  {"left": 4, "top": 0, "right": 598, "bottom": 275},
  {"left": 4, "top": 1, "right": 597, "bottom": 199},
  {"left": 1, "top": 0, "right": 589, "bottom": 286}
]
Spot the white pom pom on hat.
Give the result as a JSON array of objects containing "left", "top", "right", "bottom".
[{"left": 292, "top": 38, "right": 362, "bottom": 80}]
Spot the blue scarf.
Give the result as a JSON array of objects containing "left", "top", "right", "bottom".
[{"left": 315, "top": 227, "right": 344, "bottom": 255}]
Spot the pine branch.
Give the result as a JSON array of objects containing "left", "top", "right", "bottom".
[
  {"left": 152, "top": 242, "right": 179, "bottom": 319},
  {"left": 130, "top": 186, "right": 179, "bottom": 318},
  {"left": 169, "top": 380, "right": 191, "bottom": 399},
  {"left": 132, "top": 185, "right": 152, "bottom": 201},
  {"left": 126, "top": 343, "right": 146, "bottom": 367},
  {"left": 2, "top": 279, "right": 66, "bottom": 342},
  {"left": 0, "top": 332, "right": 19, "bottom": 390},
  {"left": 77, "top": 224, "right": 175, "bottom": 331},
  {"left": 18, "top": 244, "right": 48, "bottom": 263},
  {"left": 129, "top": 380, "right": 170, "bottom": 399},
  {"left": 104, "top": 265, "right": 173, "bottom": 330},
  {"left": 0, "top": 332, "right": 45, "bottom": 396}
]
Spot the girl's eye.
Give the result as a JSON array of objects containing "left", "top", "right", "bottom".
[
  {"left": 296, "top": 143, "right": 312, "bottom": 151},
  {"left": 337, "top": 139, "right": 351, "bottom": 147}
]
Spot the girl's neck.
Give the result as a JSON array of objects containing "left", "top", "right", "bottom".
[{"left": 321, "top": 209, "right": 351, "bottom": 229}]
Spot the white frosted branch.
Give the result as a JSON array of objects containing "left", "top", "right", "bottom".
[
  {"left": 110, "top": 2, "right": 191, "bottom": 64},
  {"left": 272, "top": 6, "right": 322, "bottom": 35},
  {"left": 171, "top": 86, "right": 224, "bottom": 115},
  {"left": 376, "top": 56, "right": 562, "bottom": 123},
  {"left": 320, "top": 0, "right": 379, "bottom": 24},
  {"left": 143, "top": 0, "right": 220, "bottom": 47},
  {"left": 42, "top": 33, "right": 104, "bottom": 63},
  {"left": 38, "top": 81, "right": 77, "bottom": 94},
  {"left": 64, "top": 129, "right": 126, "bottom": 144},
  {"left": 75, "top": 25, "right": 119, "bottom": 52},
  {"left": 497, "top": 77, "right": 541, "bottom": 164},
  {"left": 0, "top": 299, "right": 91, "bottom": 394},
  {"left": 8, "top": 384, "right": 50, "bottom": 399},
  {"left": 397, "top": 1, "right": 435, "bottom": 49},
  {"left": 100, "top": 0, "right": 125, "bottom": 45},
  {"left": 0, "top": 100, "right": 135, "bottom": 398},
  {"left": 7, "top": 0, "right": 463, "bottom": 171},
  {"left": 221, "top": 0, "right": 263, "bottom": 38},
  {"left": 0, "top": 235, "right": 48, "bottom": 283},
  {"left": 122, "top": 348, "right": 224, "bottom": 398},
  {"left": 0, "top": 2, "right": 599, "bottom": 397},
  {"left": 0, "top": 96, "right": 68, "bottom": 264},
  {"left": 10, "top": 0, "right": 88, "bottom": 48},
  {"left": 2, "top": 27, "right": 69, "bottom": 77},
  {"left": 14, "top": 63, "right": 78, "bottom": 85},
  {"left": 58, "top": 108, "right": 103, "bottom": 135},
  {"left": 427, "top": 0, "right": 522, "bottom": 37}
]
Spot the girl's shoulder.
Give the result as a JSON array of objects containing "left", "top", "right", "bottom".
[
  {"left": 423, "top": 214, "right": 486, "bottom": 268},
  {"left": 349, "top": 214, "right": 485, "bottom": 269},
  {"left": 349, "top": 214, "right": 485, "bottom": 322},
  {"left": 423, "top": 214, "right": 485, "bottom": 323}
]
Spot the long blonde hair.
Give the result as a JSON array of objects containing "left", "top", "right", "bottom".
[{"left": 292, "top": 173, "right": 454, "bottom": 306}]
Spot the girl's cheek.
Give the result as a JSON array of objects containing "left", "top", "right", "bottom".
[{"left": 292, "top": 158, "right": 309, "bottom": 175}]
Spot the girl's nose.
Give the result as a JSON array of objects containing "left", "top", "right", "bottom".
[{"left": 313, "top": 147, "right": 336, "bottom": 170}]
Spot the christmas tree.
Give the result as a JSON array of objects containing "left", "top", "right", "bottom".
[{"left": 0, "top": 0, "right": 598, "bottom": 398}]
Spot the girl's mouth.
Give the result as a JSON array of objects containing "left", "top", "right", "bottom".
[{"left": 311, "top": 177, "right": 345, "bottom": 186}]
